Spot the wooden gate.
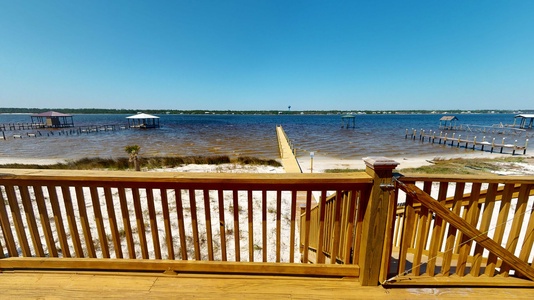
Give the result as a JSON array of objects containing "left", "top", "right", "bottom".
[{"left": 384, "top": 174, "right": 534, "bottom": 287}]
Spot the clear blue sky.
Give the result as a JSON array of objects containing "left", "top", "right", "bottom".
[{"left": 1, "top": 1, "right": 533, "bottom": 111}]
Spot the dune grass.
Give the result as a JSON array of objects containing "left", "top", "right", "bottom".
[
  {"left": 0, "top": 155, "right": 282, "bottom": 170},
  {"left": 400, "top": 156, "right": 527, "bottom": 175}
]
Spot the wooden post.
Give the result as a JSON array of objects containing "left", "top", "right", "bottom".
[{"left": 359, "top": 157, "right": 399, "bottom": 286}]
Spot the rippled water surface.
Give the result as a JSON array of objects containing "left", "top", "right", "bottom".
[{"left": 0, "top": 113, "right": 531, "bottom": 161}]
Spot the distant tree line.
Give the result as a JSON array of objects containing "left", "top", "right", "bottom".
[{"left": 0, "top": 107, "right": 531, "bottom": 115}]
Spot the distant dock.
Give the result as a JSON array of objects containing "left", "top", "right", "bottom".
[
  {"left": 406, "top": 129, "right": 529, "bottom": 155},
  {"left": 0, "top": 124, "right": 126, "bottom": 140}
]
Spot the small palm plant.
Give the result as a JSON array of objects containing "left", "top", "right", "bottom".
[{"left": 124, "top": 145, "right": 141, "bottom": 171}]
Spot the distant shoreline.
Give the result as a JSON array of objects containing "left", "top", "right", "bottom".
[{"left": 1, "top": 108, "right": 533, "bottom": 116}]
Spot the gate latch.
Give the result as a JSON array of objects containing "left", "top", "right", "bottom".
[{"left": 380, "top": 183, "right": 395, "bottom": 191}]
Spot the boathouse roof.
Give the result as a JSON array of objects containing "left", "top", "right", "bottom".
[
  {"left": 440, "top": 116, "right": 458, "bottom": 121},
  {"left": 515, "top": 114, "right": 534, "bottom": 119},
  {"left": 31, "top": 111, "right": 72, "bottom": 117},
  {"left": 126, "top": 113, "right": 160, "bottom": 119}
]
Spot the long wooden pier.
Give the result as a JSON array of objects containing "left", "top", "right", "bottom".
[
  {"left": 276, "top": 125, "right": 302, "bottom": 173},
  {"left": 406, "top": 128, "right": 529, "bottom": 155}
]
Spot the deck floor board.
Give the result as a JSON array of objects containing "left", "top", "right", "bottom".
[{"left": 1, "top": 271, "right": 534, "bottom": 299}]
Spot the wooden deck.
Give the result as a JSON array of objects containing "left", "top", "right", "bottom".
[
  {"left": 2, "top": 160, "right": 534, "bottom": 297},
  {"left": 3, "top": 271, "right": 534, "bottom": 299}
]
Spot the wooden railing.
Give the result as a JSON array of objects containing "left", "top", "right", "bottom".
[
  {"left": 0, "top": 168, "right": 376, "bottom": 280},
  {"left": 386, "top": 174, "right": 534, "bottom": 287},
  {"left": 4, "top": 160, "right": 533, "bottom": 288},
  {"left": 300, "top": 190, "right": 364, "bottom": 265}
]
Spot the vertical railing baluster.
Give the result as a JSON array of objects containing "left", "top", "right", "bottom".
[
  {"left": 47, "top": 185, "right": 71, "bottom": 257},
  {"left": 203, "top": 189, "right": 214, "bottom": 261},
  {"left": 232, "top": 189, "right": 240, "bottom": 262},
  {"left": 75, "top": 186, "right": 95, "bottom": 258},
  {"left": 500, "top": 184, "right": 532, "bottom": 275},
  {"left": 146, "top": 188, "right": 161, "bottom": 259},
  {"left": 189, "top": 189, "right": 201, "bottom": 260},
  {"left": 262, "top": 190, "right": 267, "bottom": 262},
  {"left": 217, "top": 189, "right": 226, "bottom": 261},
  {"left": 316, "top": 190, "right": 327, "bottom": 264},
  {"left": 131, "top": 188, "right": 148, "bottom": 259},
  {"left": 0, "top": 186, "right": 18, "bottom": 257},
  {"left": 276, "top": 190, "right": 281, "bottom": 263},
  {"left": 19, "top": 185, "right": 45, "bottom": 257},
  {"left": 247, "top": 190, "right": 254, "bottom": 262},
  {"left": 61, "top": 186, "right": 84, "bottom": 258},
  {"left": 330, "top": 190, "right": 343, "bottom": 264},
  {"left": 104, "top": 186, "right": 123, "bottom": 259},
  {"left": 174, "top": 189, "right": 188, "bottom": 260},
  {"left": 118, "top": 187, "right": 135, "bottom": 258},
  {"left": 426, "top": 181, "right": 449, "bottom": 276},
  {"left": 289, "top": 190, "right": 297, "bottom": 263},
  {"left": 519, "top": 185, "right": 534, "bottom": 264},
  {"left": 89, "top": 186, "right": 109, "bottom": 258},
  {"left": 485, "top": 183, "right": 514, "bottom": 276},
  {"left": 397, "top": 181, "right": 415, "bottom": 276},
  {"left": 441, "top": 182, "right": 466, "bottom": 276},
  {"left": 343, "top": 190, "right": 357, "bottom": 264},
  {"left": 5, "top": 185, "right": 31, "bottom": 257},
  {"left": 302, "top": 190, "right": 312, "bottom": 263},
  {"left": 470, "top": 182, "right": 498, "bottom": 276},
  {"left": 34, "top": 185, "right": 58, "bottom": 257},
  {"left": 160, "top": 188, "right": 174, "bottom": 260}
]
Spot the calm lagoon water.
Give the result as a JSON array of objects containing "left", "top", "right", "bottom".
[{"left": 0, "top": 113, "right": 530, "bottom": 162}]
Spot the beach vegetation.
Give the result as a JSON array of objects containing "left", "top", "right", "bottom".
[
  {"left": 0, "top": 155, "right": 281, "bottom": 170},
  {"left": 125, "top": 144, "right": 141, "bottom": 171},
  {"left": 401, "top": 157, "right": 527, "bottom": 175}
]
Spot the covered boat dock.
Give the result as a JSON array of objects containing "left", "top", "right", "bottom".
[
  {"left": 127, "top": 113, "right": 160, "bottom": 129},
  {"left": 30, "top": 111, "right": 74, "bottom": 128},
  {"left": 512, "top": 114, "right": 534, "bottom": 129},
  {"left": 439, "top": 115, "right": 459, "bottom": 130}
]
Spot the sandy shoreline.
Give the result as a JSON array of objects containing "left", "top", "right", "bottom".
[
  {"left": 0, "top": 151, "right": 531, "bottom": 174},
  {"left": 297, "top": 152, "right": 520, "bottom": 173}
]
